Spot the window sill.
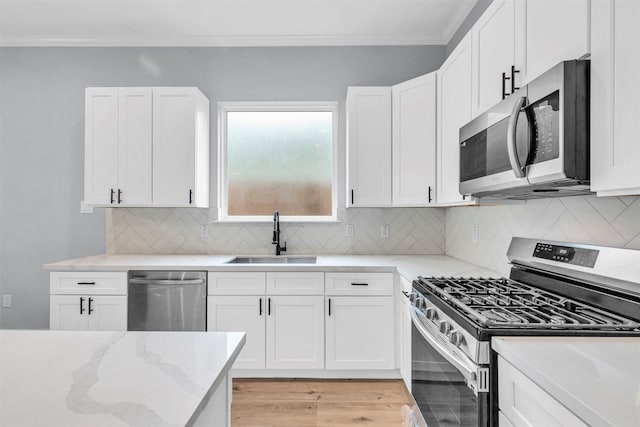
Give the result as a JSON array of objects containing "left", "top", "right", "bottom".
[{"left": 214, "top": 216, "right": 341, "bottom": 224}]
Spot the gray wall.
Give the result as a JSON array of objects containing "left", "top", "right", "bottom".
[
  {"left": 447, "top": 0, "right": 494, "bottom": 55},
  {"left": 0, "top": 46, "right": 447, "bottom": 329}
]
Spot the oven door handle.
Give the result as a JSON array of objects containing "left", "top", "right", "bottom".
[
  {"left": 507, "top": 96, "right": 528, "bottom": 178},
  {"left": 410, "top": 307, "right": 478, "bottom": 384}
]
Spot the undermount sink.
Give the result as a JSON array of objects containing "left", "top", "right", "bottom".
[{"left": 225, "top": 256, "right": 317, "bottom": 264}]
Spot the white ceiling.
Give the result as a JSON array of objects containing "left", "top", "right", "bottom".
[{"left": 0, "top": 0, "right": 477, "bottom": 47}]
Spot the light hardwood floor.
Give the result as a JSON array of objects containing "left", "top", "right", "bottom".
[{"left": 231, "top": 379, "right": 412, "bottom": 427}]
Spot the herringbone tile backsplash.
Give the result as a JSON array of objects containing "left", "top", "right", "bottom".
[
  {"left": 446, "top": 195, "right": 640, "bottom": 274},
  {"left": 106, "top": 195, "right": 640, "bottom": 272},
  {"left": 106, "top": 207, "right": 446, "bottom": 255}
]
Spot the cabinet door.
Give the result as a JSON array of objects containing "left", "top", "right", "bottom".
[
  {"left": 591, "top": 0, "right": 640, "bottom": 196},
  {"left": 471, "top": 0, "right": 516, "bottom": 117},
  {"left": 346, "top": 87, "right": 392, "bottom": 207},
  {"left": 265, "top": 296, "right": 324, "bottom": 370},
  {"left": 436, "top": 33, "right": 475, "bottom": 206},
  {"left": 392, "top": 73, "right": 437, "bottom": 206},
  {"left": 118, "top": 88, "right": 152, "bottom": 205},
  {"left": 87, "top": 296, "right": 127, "bottom": 331},
  {"left": 326, "top": 296, "right": 394, "bottom": 370},
  {"left": 84, "top": 88, "right": 118, "bottom": 205},
  {"left": 207, "top": 296, "right": 266, "bottom": 369},
  {"left": 522, "top": 0, "right": 589, "bottom": 84},
  {"left": 50, "top": 295, "right": 89, "bottom": 330},
  {"left": 498, "top": 356, "right": 589, "bottom": 427},
  {"left": 153, "top": 88, "right": 209, "bottom": 207}
]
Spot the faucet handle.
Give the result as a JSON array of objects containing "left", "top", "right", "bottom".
[{"left": 281, "top": 241, "right": 287, "bottom": 252}]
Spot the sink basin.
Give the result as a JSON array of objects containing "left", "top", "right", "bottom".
[{"left": 226, "top": 256, "right": 317, "bottom": 264}]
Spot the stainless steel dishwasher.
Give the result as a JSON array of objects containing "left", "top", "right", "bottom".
[{"left": 127, "top": 271, "right": 207, "bottom": 331}]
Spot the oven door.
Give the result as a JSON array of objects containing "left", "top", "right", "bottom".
[{"left": 411, "top": 306, "right": 489, "bottom": 427}]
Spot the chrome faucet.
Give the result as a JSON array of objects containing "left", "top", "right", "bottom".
[{"left": 272, "top": 211, "right": 287, "bottom": 256}]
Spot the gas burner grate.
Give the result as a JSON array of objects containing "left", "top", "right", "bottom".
[{"left": 416, "top": 276, "right": 640, "bottom": 330}]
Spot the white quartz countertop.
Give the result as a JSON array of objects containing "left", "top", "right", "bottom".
[
  {"left": 0, "top": 330, "right": 245, "bottom": 427},
  {"left": 43, "top": 254, "right": 502, "bottom": 281},
  {"left": 492, "top": 336, "right": 640, "bottom": 427}
]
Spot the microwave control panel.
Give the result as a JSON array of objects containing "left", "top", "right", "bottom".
[{"left": 533, "top": 243, "right": 599, "bottom": 268}]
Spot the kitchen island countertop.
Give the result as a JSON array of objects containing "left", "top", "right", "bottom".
[
  {"left": 0, "top": 330, "right": 245, "bottom": 426},
  {"left": 492, "top": 336, "right": 640, "bottom": 427}
]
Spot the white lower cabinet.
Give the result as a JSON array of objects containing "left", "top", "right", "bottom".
[
  {"left": 498, "top": 356, "right": 589, "bottom": 427},
  {"left": 207, "top": 271, "right": 325, "bottom": 371},
  {"left": 325, "top": 296, "right": 394, "bottom": 370},
  {"left": 49, "top": 271, "right": 127, "bottom": 331},
  {"left": 207, "top": 296, "right": 266, "bottom": 369},
  {"left": 50, "top": 295, "right": 127, "bottom": 331},
  {"left": 266, "top": 296, "right": 324, "bottom": 369}
]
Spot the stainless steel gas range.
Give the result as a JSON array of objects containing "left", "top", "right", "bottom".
[{"left": 404, "top": 237, "right": 640, "bottom": 427}]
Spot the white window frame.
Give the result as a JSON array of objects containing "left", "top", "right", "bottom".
[{"left": 218, "top": 101, "right": 339, "bottom": 222}]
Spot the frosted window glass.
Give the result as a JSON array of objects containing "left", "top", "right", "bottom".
[{"left": 226, "top": 111, "right": 333, "bottom": 216}]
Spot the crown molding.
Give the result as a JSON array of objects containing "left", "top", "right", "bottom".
[
  {"left": 442, "top": 0, "right": 478, "bottom": 44},
  {"left": 0, "top": 33, "right": 448, "bottom": 47}
]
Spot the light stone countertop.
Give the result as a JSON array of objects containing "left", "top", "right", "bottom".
[
  {"left": 0, "top": 330, "right": 245, "bottom": 427},
  {"left": 43, "top": 254, "right": 503, "bottom": 281},
  {"left": 492, "top": 336, "right": 640, "bottom": 427}
]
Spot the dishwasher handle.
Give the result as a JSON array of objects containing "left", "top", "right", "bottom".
[{"left": 129, "top": 278, "right": 205, "bottom": 285}]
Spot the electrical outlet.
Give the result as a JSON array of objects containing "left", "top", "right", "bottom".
[
  {"left": 380, "top": 224, "right": 390, "bottom": 239},
  {"left": 200, "top": 224, "right": 209, "bottom": 237},
  {"left": 346, "top": 224, "right": 354, "bottom": 237},
  {"left": 80, "top": 202, "right": 94, "bottom": 214},
  {"left": 2, "top": 295, "right": 11, "bottom": 308},
  {"left": 472, "top": 226, "right": 479, "bottom": 243}
]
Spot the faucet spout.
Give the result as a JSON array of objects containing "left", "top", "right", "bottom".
[{"left": 272, "top": 211, "right": 286, "bottom": 255}]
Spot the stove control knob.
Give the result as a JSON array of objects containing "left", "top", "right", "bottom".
[
  {"left": 439, "top": 320, "right": 451, "bottom": 335},
  {"left": 409, "top": 293, "right": 417, "bottom": 303},
  {"left": 425, "top": 308, "right": 438, "bottom": 321},
  {"left": 416, "top": 298, "right": 427, "bottom": 310},
  {"left": 449, "top": 331, "right": 465, "bottom": 347}
]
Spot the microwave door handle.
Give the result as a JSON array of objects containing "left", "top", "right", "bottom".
[{"left": 507, "top": 96, "right": 527, "bottom": 178}]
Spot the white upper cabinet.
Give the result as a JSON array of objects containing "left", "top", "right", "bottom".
[
  {"left": 591, "top": 0, "right": 640, "bottom": 197},
  {"left": 392, "top": 73, "right": 437, "bottom": 206},
  {"left": 471, "top": 0, "right": 590, "bottom": 118},
  {"left": 84, "top": 87, "right": 209, "bottom": 208},
  {"left": 152, "top": 87, "right": 209, "bottom": 207},
  {"left": 471, "top": 0, "right": 517, "bottom": 118},
  {"left": 521, "top": 0, "right": 589, "bottom": 83},
  {"left": 84, "top": 88, "right": 120, "bottom": 205},
  {"left": 346, "top": 87, "right": 392, "bottom": 207},
  {"left": 117, "top": 88, "right": 153, "bottom": 205},
  {"left": 436, "top": 34, "right": 475, "bottom": 206},
  {"left": 85, "top": 87, "right": 152, "bottom": 206}
]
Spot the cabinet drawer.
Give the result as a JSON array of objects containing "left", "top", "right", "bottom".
[
  {"left": 266, "top": 272, "right": 324, "bottom": 295},
  {"left": 50, "top": 272, "right": 127, "bottom": 295},
  {"left": 325, "top": 272, "right": 394, "bottom": 296},
  {"left": 208, "top": 272, "right": 266, "bottom": 295},
  {"left": 498, "top": 356, "right": 589, "bottom": 427}
]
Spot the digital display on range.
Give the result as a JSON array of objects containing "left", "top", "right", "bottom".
[{"left": 533, "top": 243, "right": 599, "bottom": 268}]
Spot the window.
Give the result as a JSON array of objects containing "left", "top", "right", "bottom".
[{"left": 219, "top": 102, "right": 337, "bottom": 221}]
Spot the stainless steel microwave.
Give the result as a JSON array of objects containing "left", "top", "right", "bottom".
[{"left": 459, "top": 60, "right": 591, "bottom": 200}]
